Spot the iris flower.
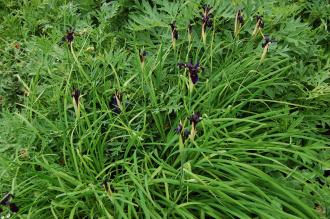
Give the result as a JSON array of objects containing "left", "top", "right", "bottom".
[
  {"left": 0, "top": 193, "right": 18, "bottom": 213},
  {"left": 170, "top": 22, "right": 178, "bottom": 48},
  {"left": 183, "top": 128, "right": 190, "bottom": 139},
  {"left": 324, "top": 169, "right": 330, "bottom": 177},
  {"left": 102, "top": 179, "right": 113, "bottom": 195},
  {"left": 252, "top": 14, "right": 264, "bottom": 37},
  {"left": 188, "top": 21, "right": 193, "bottom": 41},
  {"left": 260, "top": 35, "right": 273, "bottom": 63},
  {"left": 175, "top": 122, "right": 183, "bottom": 134},
  {"left": 71, "top": 88, "right": 81, "bottom": 117},
  {"left": 139, "top": 50, "right": 147, "bottom": 63},
  {"left": 234, "top": 10, "right": 244, "bottom": 36},
  {"left": 201, "top": 5, "right": 213, "bottom": 43},
  {"left": 189, "top": 112, "right": 201, "bottom": 140},
  {"left": 110, "top": 92, "right": 122, "bottom": 114},
  {"left": 175, "top": 121, "right": 190, "bottom": 143},
  {"left": 256, "top": 15, "right": 264, "bottom": 28},
  {"left": 66, "top": 30, "right": 74, "bottom": 43},
  {"left": 189, "top": 112, "right": 201, "bottom": 129},
  {"left": 261, "top": 35, "right": 272, "bottom": 48},
  {"left": 139, "top": 50, "right": 147, "bottom": 70},
  {"left": 59, "top": 29, "right": 75, "bottom": 45},
  {"left": 0, "top": 193, "right": 13, "bottom": 206},
  {"left": 9, "top": 203, "right": 19, "bottom": 213},
  {"left": 178, "top": 60, "right": 204, "bottom": 85}
]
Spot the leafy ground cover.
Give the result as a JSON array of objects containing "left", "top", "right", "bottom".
[{"left": 0, "top": 0, "right": 329, "bottom": 218}]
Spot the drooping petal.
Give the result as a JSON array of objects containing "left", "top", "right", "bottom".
[
  {"left": 194, "top": 62, "right": 200, "bottom": 70},
  {"left": 9, "top": 203, "right": 19, "bottom": 213},
  {"left": 183, "top": 128, "right": 190, "bottom": 139},
  {"left": 190, "top": 72, "right": 199, "bottom": 84},
  {"left": 175, "top": 123, "right": 183, "bottom": 134},
  {"left": 189, "top": 112, "right": 201, "bottom": 125}
]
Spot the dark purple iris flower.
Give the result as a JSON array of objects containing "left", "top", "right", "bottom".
[
  {"left": 237, "top": 10, "right": 244, "bottom": 25},
  {"left": 170, "top": 21, "right": 178, "bottom": 40},
  {"left": 202, "top": 5, "right": 213, "bottom": 28},
  {"left": 188, "top": 21, "right": 193, "bottom": 35},
  {"left": 324, "top": 170, "right": 330, "bottom": 177},
  {"left": 66, "top": 30, "right": 74, "bottom": 43},
  {"left": 262, "top": 35, "right": 272, "bottom": 48},
  {"left": 175, "top": 122, "right": 190, "bottom": 142},
  {"left": 71, "top": 89, "right": 80, "bottom": 106},
  {"left": 102, "top": 179, "right": 112, "bottom": 193},
  {"left": 256, "top": 15, "right": 264, "bottom": 28},
  {"left": 9, "top": 203, "right": 19, "bottom": 213},
  {"left": 183, "top": 128, "right": 190, "bottom": 139},
  {"left": 0, "top": 193, "right": 18, "bottom": 213},
  {"left": 178, "top": 60, "right": 204, "bottom": 84},
  {"left": 110, "top": 92, "right": 121, "bottom": 114},
  {"left": 175, "top": 122, "right": 183, "bottom": 134},
  {"left": 139, "top": 50, "right": 147, "bottom": 63},
  {"left": 190, "top": 72, "right": 199, "bottom": 84},
  {"left": 189, "top": 112, "right": 201, "bottom": 128},
  {"left": 0, "top": 193, "right": 13, "bottom": 206}
]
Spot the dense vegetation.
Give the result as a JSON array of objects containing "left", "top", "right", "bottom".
[{"left": 0, "top": 0, "right": 329, "bottom": 218}]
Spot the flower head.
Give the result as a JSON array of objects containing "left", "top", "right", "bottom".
[
  {"left": 102, "top": 179, "right": 112, "bottom": 194},
  {"left": 188, "top": 21, "right": 193, "bottom": 35},
  {"left": 170, "top": 21, "right": 178, "bottom": 40},
  {"left": 260, "top": 35, "right": 274, "bottom": 63},
  {"left": 66, "top": 30, "right": 74, "bottom": 43},
  {"left": 187, "top": 21, "right": 194, "bottom": 42},
  {"left": 183, "top": 128, "right": 190, "bottom": 139},
  {"left": 9, "top": 203, "right": 19, "bottom": 213},
  {"left": 262, "top": 35, "right": 272, "bottom": 48},
  {"left": 189, "top": 112, "right": 201, "bottom": 128},
  {"left": 324, "top": 169, "right": 330, "bottom": 177},
  {"left": 235, "top": 10, "right": 244, "bottom": 36},
  {"left": 175, "top": 122, "right": 183, "bottom": 134},
  {"left": 175, "top": 121, "right": 190, "bottom": 142},
  {"left": 139, "top": 50, "right": 147, "bottom": 63},
  {"left": 189, "top": 112, "right": 201, "bottom": 140},
  {"left": 237, "top": 10, "right": 244, "bottom": 25},
  {"left": 178, "top": 60, "right": 204, "bottom": 84},
  {"left": 201, "top": 5, "right": 213, "bottom": 28},
  {"left": 256, "top": 15, "right": 264, "bottom": 28},
  {"left": 71, "top": 89, "right": 80, "bottom": 106},
  {"left": 201, "top": 4, "right": 213, "bottom": 43},
  {"left": 71, "top": 88, "right": 81, "bottom": 117},
  {"left": 170, "top": 21, "right": 178, "bottom": 48},
  {"left": 0, "top": 193, "right": 18, "bottom": 213},
  {"left": 110, "top": 91, "right": 121, "bottom": 114},
  {"left": 252, "top": 14, "right": 264, "bottom": 37},
  {"left": 0, "top": 193, "right": 13, "bottom": 206}
]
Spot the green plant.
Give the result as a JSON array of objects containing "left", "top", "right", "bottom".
[{"left": 1, "top": 0, "right": 329, "bottom": 218}]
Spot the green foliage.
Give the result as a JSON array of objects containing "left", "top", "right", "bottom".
[{"left": 0, "top": 0, "right": 330, "bottom": 218}]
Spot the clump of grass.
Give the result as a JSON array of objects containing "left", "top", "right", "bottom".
[{"left": 0, "top": 0, "right": 330, "bottom": 218}]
